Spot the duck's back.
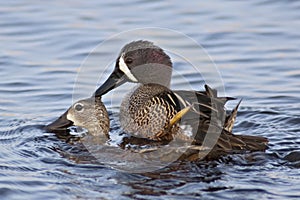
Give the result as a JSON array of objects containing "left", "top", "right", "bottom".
[{"left": 119, "top": 83, "right": 268, "bottom": 155}]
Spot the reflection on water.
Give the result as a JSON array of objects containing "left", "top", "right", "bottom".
[{"left": 1, "top": 0, "right": 300, "bottom": 199}]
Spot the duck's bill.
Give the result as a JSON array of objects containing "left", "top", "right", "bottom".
[
  {"left": 45, "top": 110, "right": 73, "bottom": 133},
  {"left": 94, "top": 68, "right": 126, "bottom": 97}
]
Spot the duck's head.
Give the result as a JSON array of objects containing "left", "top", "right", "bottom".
[
  {"left": 95, "top": 40, "right": 172, "bottom": 97},
  {"left": 46, "top": 97, "right": 109, "bottom": 138}
]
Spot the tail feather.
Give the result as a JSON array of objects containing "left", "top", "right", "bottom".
[
  {"left": 224, "top": 99, "right": 242, "bottom": 132},
  {"left": 216, "top": 132, "right": 269, "bottom": 152},
  {"left": 235, "top": 134, "right": 269, "bottom": 151},
  {"left": 205, "top": 84, "right": 218, "bottom": 98},
  {"left": 217, "top": 131, "right": 246, "bottom": 151},
  {"left": 175, "top": 85, "right": 269, "bottom": 156}
]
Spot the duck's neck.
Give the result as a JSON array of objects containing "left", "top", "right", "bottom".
[{"left": 131, "top": 64, "right": 172, "bottom": 88}]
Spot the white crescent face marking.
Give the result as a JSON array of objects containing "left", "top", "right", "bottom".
[{"left": 119, "top": 54, "right": 138, "bottom": 82}]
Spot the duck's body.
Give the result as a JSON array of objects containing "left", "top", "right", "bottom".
[
  {"left": 120, "top": 83, "right": 181, "bottom": 140},
  {"left": 94, "top": 40, "right": 268, "bottom": 155},
  {"left": 120, "top": 82, "right": 268, "bottom": 152}
]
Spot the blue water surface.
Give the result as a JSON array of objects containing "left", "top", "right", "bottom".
[{"left": 1, "top": 1, "right": 300, "bottom": 199}]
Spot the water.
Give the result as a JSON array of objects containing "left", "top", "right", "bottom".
[{"left": 1, "top": 0, "right": 300, "bottom": 199}]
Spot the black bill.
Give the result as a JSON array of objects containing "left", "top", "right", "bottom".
[
  {"left": 94, "top": 67, "right": 126, "bottom": 97},
  {"left": 45, "top": 110, "right": 73, "bottom": 133}
]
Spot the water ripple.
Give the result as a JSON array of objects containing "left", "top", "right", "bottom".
[{"left": 1, "top": 0, "right": 300, "bottom": 199}]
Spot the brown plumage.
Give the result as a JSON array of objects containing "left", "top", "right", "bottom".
[
  {"left": 45, "top": 97, "right": 110, "bottom": 140},
  {"left": 93, "top": 40, "right": 268, "bottom": 160},
  {"left": 119, "top": 83, "right": 268, "bottom": 154}
]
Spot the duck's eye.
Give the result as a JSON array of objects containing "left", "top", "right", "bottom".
[
  {"left": 125, "top": 57, "right": 133, "bottom": 64},
  {"left": 74, "top": 103, "right": 84, "bottom": 112}
]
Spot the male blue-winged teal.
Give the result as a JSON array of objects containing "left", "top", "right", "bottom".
[
  {"left": 46, "top": 97, "right": 110, "bottom": 140},
  {"left": 94, "top": 40, "right": 268, "bottom": 152}
]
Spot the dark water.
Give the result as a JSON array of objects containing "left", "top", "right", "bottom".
[{"left": 1, "top": 1, "right": 300, "bottom": 199}]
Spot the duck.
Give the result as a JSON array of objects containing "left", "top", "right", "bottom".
[
  {"left": 44, "top": 96, "right": 150, "bottom": 145},
  {"left": 94, "top": 40, "right": 268, "bottom": 153},
  {"left": 45, "top": 97, "right": 110, "bottom": 141},
  {"left": 44, "top": 94, "right": 266, "bottom": 161}
]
